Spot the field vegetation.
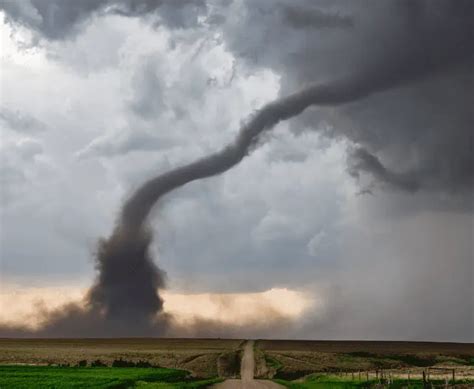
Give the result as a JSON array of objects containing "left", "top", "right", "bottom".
[
  {"left": 256, "top": 340, "right": 474, "bottom": 382},
  {"left": 274, "top": 373, "right": 474, "bottom": 388},
  {"left": 0, "top": 365, "right": 222, "bottom": 388},
  {"left": 0, "top": 338, "right": 242, "bottom": 378},
  {"left": 1, "top": 339, "right": 473, "bottom": 388}
]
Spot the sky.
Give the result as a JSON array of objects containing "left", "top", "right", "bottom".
[{"left": 0, "top": 0, "right": 472, "bottom": 341}]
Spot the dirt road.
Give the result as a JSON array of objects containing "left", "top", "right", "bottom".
[{"left": 212, "top": 341, "right": 284, "bottom": 389}]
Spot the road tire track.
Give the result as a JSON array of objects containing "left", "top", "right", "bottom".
[{"left": 212, "top": 340, "right": 284, "bottom": 389}]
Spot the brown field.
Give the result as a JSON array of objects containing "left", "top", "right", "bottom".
[
  {"left": 257, "top": 340, "right": 474, "bottom": 354},
  {"left": 256, "top": 340, "right": 474, "bottom": 381},
  {"left": 1, "top": 338, "right": 473, "bottom": 381},
  {"left": 0, "top": 338, "right": 243, "bottom": 378}
]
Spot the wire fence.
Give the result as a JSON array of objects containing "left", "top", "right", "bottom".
[{"left": 332, "top": 367, "right": 473, "bottom": 388}]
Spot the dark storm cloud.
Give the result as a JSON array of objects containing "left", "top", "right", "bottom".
[
  {"left": 3, "top": 1, "right": 471, "bottom": 195},
  {"left": 282, "top": 5, "right": 353, "bottom": 30},
  {"left": 221, "top": 0, "right": 473, "bottom": 199},
  {"left": 0, "top": 0, "right": 206, "bottom": 39},
  {"left": 337, "top": 67, "right": 473, "bottom": 198},
  {"left": 1, "top": 0, "right": 105, "bottom": 39},
  {"left": 348, "top": 147, "right": 419, "bottom": 193},
  {"left": 111, "top": 0, "right": 206, "bottom": 29}
]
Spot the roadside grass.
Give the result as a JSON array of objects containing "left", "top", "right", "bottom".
[
  {"left": 274, "top": 373, "right": 473, "bottom": 388},
  {"left": 274, "top": 374, "right": 369, "bottom": 388},
  {"left": 264, "top": 354, "right": 283, "bottom": 372},
  {"left": 263, "top": 350, "right": 474, "bottom": 380},
  {"left": 135, "top": 377, "right": 222, "bottom": 388},
  {"left": 343, "top": 352, "right": 474, "bottom": 368},
  {"left": 0, "top": 365, "right": 221, "bottom": 388}
]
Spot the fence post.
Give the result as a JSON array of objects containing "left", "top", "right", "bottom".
[
  {"left": 366, "top": 371, "right": 369, "bottom": 381},
  {"left": 452, "top": 369, "right": 455, "bottom": 384}
]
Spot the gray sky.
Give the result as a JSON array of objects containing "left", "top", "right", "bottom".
[{"left": 0, "top": 0, "right": 472, "bottom": 341}]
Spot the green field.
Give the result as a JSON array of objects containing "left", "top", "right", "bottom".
[{"left": 0, "top": 365, "right": 222, "bottom": 389}]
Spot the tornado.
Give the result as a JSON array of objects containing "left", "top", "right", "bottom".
[{"left": 85, "top": 74, "right": 401, "bottom": 331}]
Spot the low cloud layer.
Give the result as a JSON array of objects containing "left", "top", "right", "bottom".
[{"left": 0, "top": 283, "right": 314, "bottom": 338}]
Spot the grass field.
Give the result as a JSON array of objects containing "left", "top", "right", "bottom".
[{"left": 0, "top": 365, "right": 222, "bottom": 388}]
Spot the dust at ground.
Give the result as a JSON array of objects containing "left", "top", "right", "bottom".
[{"left": 212, "top": 340, "right": 284, "bottom": 389}]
